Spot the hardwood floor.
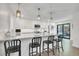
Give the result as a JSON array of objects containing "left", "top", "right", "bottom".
[{"left": 41, "top": 39, "right": 79, "bottom": 56}]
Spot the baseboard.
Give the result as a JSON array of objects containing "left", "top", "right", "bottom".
[{"left": 72, "top": 43, "right": 79, "bottom": 48}]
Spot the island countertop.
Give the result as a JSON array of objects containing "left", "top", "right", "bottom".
[{"left": 0, "top": 32, "right": 57, "bottom": 41}]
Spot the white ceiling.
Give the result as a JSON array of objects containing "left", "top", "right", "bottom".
[{"left": 0, "top": 3, "right": 79, "bottom": 21}]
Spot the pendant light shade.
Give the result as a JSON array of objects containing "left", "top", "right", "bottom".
[
  {"left": 16, "top": 3, "right": 21, "bottom": 18},
  {"left": 16, "top": 10, "right": 21, "bottom": 17},
  {"left": 49, "top": 4, "right": 53, "bottom": 21},
  {"left": 37, "top": 15, "right": 40, "bottom": 20}
]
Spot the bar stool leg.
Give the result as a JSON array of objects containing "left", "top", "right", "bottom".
[
  {"left": 56, "top": 41, "right": 60, "bottom": 52},
  {"left": 32, "top": 47, "right": 33, "bottom": 56},
  {"left": 42, "top": 42, "right": 44, "bottom": 53},
  {"left": 58, "top": 42, "right": 60, "bottom": 52},
  {"left": 52, "top": 43, "right": 55, "bottom": 55},
  {"left": 39, "top": 46, "right": 41, "bottom": 56},
  {"left": 29, "top": 46, "right": 30, "bottom": 56},
  {"left": 5, "top": 52, "right": 7, "bottom": 56},
  {"left": 61, "top": 41, "right": 64, "bottom": 51},
  {"left": 36, "top": 47, "right": 38, "bottom": 55},
  {"left": 19, "top": 49, "right": 21, "bottom": 56},
  {"left": 56, "top": 41, "right": 58, "bottom": 49},
  {"left": 8, "top": 52, "right": 10, "bottom": 56},
  {"left": 47, "top": 44, "right": 49, "bottom": 56}
]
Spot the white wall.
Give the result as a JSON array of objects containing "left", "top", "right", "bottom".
[
  {"left": 0, "top": 4, "right": 10, "bottom": 33},
  {"left": 0, "top": 11, "right": 10, "bottom": 33},
  {"left": 71, "top": 12, "right": 79, "bottom": 48}
]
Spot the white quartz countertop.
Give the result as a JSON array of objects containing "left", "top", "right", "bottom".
[{"left": 0, "top": 32, "right": 57, "bottom": 41}]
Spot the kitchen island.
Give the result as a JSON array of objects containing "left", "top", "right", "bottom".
[{"left": 0, "top": 32, "right": 56, "bottom": 56}]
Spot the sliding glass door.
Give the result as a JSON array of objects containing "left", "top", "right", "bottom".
[
  {"left": 57, "top": 23, "right": 70, "bottom": 39},
  {"left": 57, "top": 24, "right": 63, "bottom": 36},
  {"left": 63, "top": 23, "right": 70, "bottom": 39}
]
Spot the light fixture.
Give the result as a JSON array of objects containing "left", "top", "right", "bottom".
[
  {"left": 16, "top": 3, "right": 21, "bottom": 18},
  {"left": 49, "top": 4, "right": 53, "bottom": 21},
  {"left": 37, "top": 8, "right": 41, "bottom": 20},
  {"left": 37, "top": 15, "right": 40, "bottom": 20},
  {"left": 48, "top": 11, "right": 53, "bottom": 24},
  {"left": 50, "top": 11, "right": 53, "bottom": 20},
  {"left": 48, "top": 5, "right": 53, "bottom": 34}
]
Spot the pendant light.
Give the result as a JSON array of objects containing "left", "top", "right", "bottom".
[
  {"left": 50, "top": 11, "right": 53, "bottom": 20},
  {"left": 48, "top": 5, "right": 53, "bottom": 34},
  {"left": 37, "top": 8, "right": 41, "bottom": 20},
  {"left": 16, "top": 3, "right": 21, "bottom": 18},
  {"left": 49, "top": 4, "right": 53, "bottom": 23}
]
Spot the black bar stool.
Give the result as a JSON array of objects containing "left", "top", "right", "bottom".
[
  {"left": 42, "top": 35, "right": 55, "bottom": 56},
  {"left": 29, "top": 37, "right": 42, "bottom": 56},
  {"left": 54, "top": 35, "right": 64, "bottom": 52},
  {"left": 4, "top": 39, "right": 21, "bottom": 56}
]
